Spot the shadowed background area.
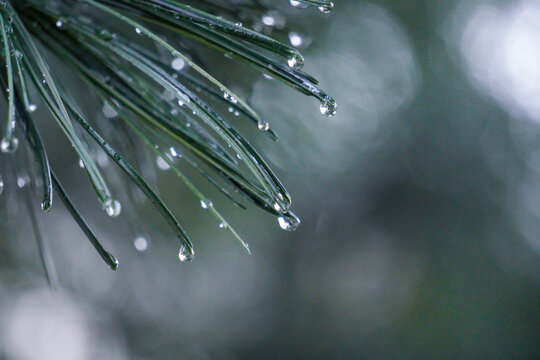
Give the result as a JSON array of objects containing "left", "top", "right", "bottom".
[{"left": 1, "top": 0, "right": 539, "bottom": 359}]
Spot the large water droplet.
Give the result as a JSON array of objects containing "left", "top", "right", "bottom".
[
  {"left": 277, "top": 211, "right": 301, "bottom": 231},
  {"left": 104, "top": 198, "right": 122, "bottom": 217},
  {"left": 319, "top": 96, "right": 337, "bottom": 117},
  {"left": 178, "top": 245, "right": 194, "bottom": 262},
  {"left": 1, "top": 136, "right": 18, "bottom": 153}
]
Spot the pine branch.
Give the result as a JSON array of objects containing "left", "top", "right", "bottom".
[{"left": 0, "top": 0, "right": 336, "bottom": 278}]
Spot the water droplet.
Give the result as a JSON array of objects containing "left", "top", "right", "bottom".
[
  {"left": 134, "top": 236, "right": 148, "bottom": 252},
  {"left": 319, "top": 96, "right": 337, "bottom": 117},
  {"left": 96, "top": 28, "right": 114, "bottom": 41},
  {"left": 78, "top": 159, "right": 85, "bottom": 168},
  {"left": 102, "top": 101, "right": 118, "bottom": 118},
  {"left": 55, "top": 17, "right": 66, "bottom": 28},
  {"left": 170, "top": 146, "right": 180, "bottom": 158},
  {"left": 0, "top": 175, "right": 4, "bottom": 195},
  {"left": 277, "top": 211, "right": 301, "bottom": 231},
  {"left": 17, "top": 175, "right": 30, "bottom": 188},
  {"left": 104, "top": 198, "right": 122, "bottom": 217},
  {"left": 171, "top": 57, "right": 185, "bottom": 70},
  {"left": 97, "top": 152, "right": 109, "bottom": 168},
  {"left": 108, "top": 253, "right": 119, "bottom": 270},
  {"left": 219, "top": 222, "right": 226, "bottom": 229},
  {"left": 289, "top": 32, "right": 304, "bottom": 47},
  {"left": 287, "top": 52, "right": 304, "bottom": 69},
  {"left": 156, "top": 156, "right": 170, "bottom": 170},
  {"left": 200, "top": 199, "right": 213, "bottom": 209},
  {"left": 27, "top": 104, "right": 37, "bottom": 113},
  {"left": 223, "top": 92, "right": 238, "bottom": 104},
  {"left": 41, "top": 199, "right": 51, "bottom": 212},
  {"left": 258, "top": 121, "right": 270, "bottom": 131},
  {"left": 319, "top": 2, "right": 334, "bottom": 13},
  {"left": 178, "top": 245, "right": 194, "bottom": 262},
  {"left": 1, "top": 136, "right": 18, "bottom": 153},
  {"left": 135, "top": 27, "right": 143, "bottom": 35},
  {"left": 262, "top": 13, "right": 276, "bottom": 26}
]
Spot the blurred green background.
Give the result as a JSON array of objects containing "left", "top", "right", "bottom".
[{"left": 1, "top": 0, "right": 540, "bottom": 359}]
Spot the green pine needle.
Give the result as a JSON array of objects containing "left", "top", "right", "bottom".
[{"left": 0, "top": 0, "right": 336, "bottom": 278}]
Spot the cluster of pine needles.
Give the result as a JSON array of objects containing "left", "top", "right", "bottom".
[{"left": 0, "top": 0, "right": 335, "bottom": 285}]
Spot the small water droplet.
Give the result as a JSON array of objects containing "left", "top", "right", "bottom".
[
  {"left": 156, "top": 156, "right": 170, "bottom": 170},
  {"left": 277, "top": 211, "right": 301, "bottom": 231},
  {"left": 200, "top": 199, "right": 213, "bottom": 209},
  {"left": 178, "top": 245, "right": 194, "bottom": 262},
  {"left": 223, "top": 92, "right": 238, "bottom": 104},
  {"left": 134, "top": 236, "right": 149, "bottom": 252},
  {"left": 258, "top": 121, "right": 270, "bottom": 131},
  {"left": 78, "top": 159, "right": 85, "bottom": 168},
  {"left": 219, "top": 222, "right": 226, "bottom": 229},
  {"left": 55, "top": 17, "right": 66, "bottom": 28},
  {"left": 0, "top": 175, "right": 4, "bottom": 195},
  {"left": 41, "top": 199, "right": 52, "bottom": 212},
  {"left": 170, "top": 146, "right": 180, "bottom": 158},
  {"left": 287, "top": 52, "right": 304, "bottom": 69},
  {"left": 319, "top": 2, "right": 334, "bottom": 13},
  {"left": 108, "top": 253, "right": 119, "bottom": 270},
  {"left": 135, "top": 27, "right": 143, "bottom": 35},
  {"left": 97, "top": 152, "right": 109, "bottom": 168},
  {"left": 96, "top": 28, "right": 114, "bottom": 41},
  {"left": 27, "top": 104, "right": 37, "bottom": 112},
  {"left": 104, "top": 198, "right": 122, "bottom": 217},
  {"left": 262, "top": 13, "right": 276, "bottom": 26},
  {"left": 319, "top": 96, "right": 337, "bottom": 117},
  {"left": 171, "top": 57, "right": 185, "bottom": 71},
  {"left": 17, "top": 175, "right": 30, "bottom": 188},
  {"left": 288, "top": 32, "right": 304, "bottom": 47},
  {"left": 102, "top": 101, "right": 118, "bottom": 118},
  {"left": 1, "top": 136, "right": 18, "bottom": 153}
]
